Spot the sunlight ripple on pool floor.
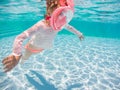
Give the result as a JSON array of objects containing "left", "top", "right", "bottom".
[{"left": 0, "top": 35, "right": 120, "bottom": 90}]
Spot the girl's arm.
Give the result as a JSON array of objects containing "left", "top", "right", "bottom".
[
  {"left": 12, "top": 21, "right": 43, "bottom": 56},
  {"left": 64, "top": 24, "right": 84, "bottom": 40},
  {"left": 2, "top": 21, "right": 43, "bottom": 72}
]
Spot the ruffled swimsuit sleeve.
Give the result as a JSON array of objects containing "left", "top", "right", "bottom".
[
  {"left": 12, "top": 20, "right": 43, "bottom": 56},
  {"left": 64, "top": 24, "right": 83, "bottom": 37}
]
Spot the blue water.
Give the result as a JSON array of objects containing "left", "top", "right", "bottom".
[
  {"left": 0, "top": 0, "right": 120, "bottom": 38},
  {"left": 0, "top": 0, "right": 120, "bottom": 90}
]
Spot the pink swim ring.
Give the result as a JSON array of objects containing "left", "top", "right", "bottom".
[{"left": 50, "top": 0, "right": 74, "bottom": 31}]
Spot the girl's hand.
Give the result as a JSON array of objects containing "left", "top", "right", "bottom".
[
  {"left": 2, "top": 55, "right": 21, "bottom": 72},
  {"left": 79, "top": 34, "right": 84, "bottom": 41}
]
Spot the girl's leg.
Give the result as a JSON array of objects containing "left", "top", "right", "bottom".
[
  {"left": 20, "top": 43, "right": 44, "bottom": 64},
  {"left": 20, "top": 49, "right": 34, "bottom": 64},
  {"left": 22, "top": 48, "right": 33, "bottom": 60}
]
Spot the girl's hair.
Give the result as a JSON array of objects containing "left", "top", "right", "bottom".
[
  {"left": 45, "top": 0, "right": 59, "bottom": 19},
  {"left": 46, "top": 0, "right": 59, "bottom": 11},
  {"left": 45, "top": 0, "right": 68, "bottom": 20}
]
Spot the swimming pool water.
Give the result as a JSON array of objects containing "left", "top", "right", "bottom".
[
  {"left": 0, "top": 0, "right": 120, "bottom": 38},
  {"left": 0, "top": 35, "right": 120, "bottom": 90},
  {"left": 0, "top": 0, "right": 120, "bottom": 90}
]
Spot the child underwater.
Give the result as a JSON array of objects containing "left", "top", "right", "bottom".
[{"left": 2, "top": 0, "right": 84, "bottom": 72}]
